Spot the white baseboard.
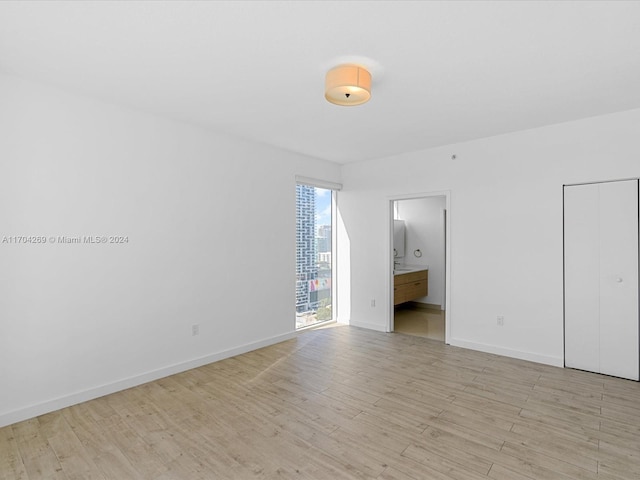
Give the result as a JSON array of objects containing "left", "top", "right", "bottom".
[
  {"left": 0, "top": 331, "right": 295, "bottom": 428},
  {"left": 349, "top": 319, "right": 388, "bottom": 332},
  {"left": 349, "top": 321, "right": 563, "bottom": 367},
  {"left": 448, "top": 338, "right": 564, "bottom": 367}
]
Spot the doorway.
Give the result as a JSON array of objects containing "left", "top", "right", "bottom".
[{"left": 389, "top": 192, "right": 451, "bottom": 343}]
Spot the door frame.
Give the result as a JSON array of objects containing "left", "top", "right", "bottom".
[{"left": 388, "top": 190, "right": 452, "bottom": 344}]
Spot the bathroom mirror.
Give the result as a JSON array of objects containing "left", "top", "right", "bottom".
[{"left": 393, "top": 220, "right": 406, "bottom": 258}]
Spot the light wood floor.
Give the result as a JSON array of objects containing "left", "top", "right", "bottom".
[
  {"left": 2, "top": 325, "right": 640, "bottom": 480},
  {"left": 394, "top": 305, "right": 445, "bottom": 341}
]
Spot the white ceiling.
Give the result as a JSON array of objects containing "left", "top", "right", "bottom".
[{"left": 1, "top": 1, "right": 639, "bottom": 164}]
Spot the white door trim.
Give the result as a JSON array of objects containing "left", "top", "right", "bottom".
[{"left": 388, "top": 190, "right": 452, "bottom": 344}]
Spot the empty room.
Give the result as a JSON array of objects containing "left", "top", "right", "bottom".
[{"left": 1, "top": 1, "right": 639, "bottom": 479}]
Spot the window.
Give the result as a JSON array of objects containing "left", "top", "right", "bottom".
[{"left": 295, "top": 183, "right": 335, "bottom": 329}]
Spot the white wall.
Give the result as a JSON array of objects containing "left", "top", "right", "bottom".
[
  {"left": 0, "top": 73, "right": 341, "bottom": 427},
  {"left": 396, "top": 197, "right": 446, "bottom": 307},
  {"left": 337, "top": 108, "right": 640, "bottom": 366}
]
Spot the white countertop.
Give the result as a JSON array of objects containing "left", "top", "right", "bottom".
[{"left": 393, "top": 264, "right": 429, "bottom": 275}]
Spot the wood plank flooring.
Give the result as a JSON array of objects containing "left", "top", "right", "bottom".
[{"left": 2, "top": 325, "right": 640, "bottom": 479}]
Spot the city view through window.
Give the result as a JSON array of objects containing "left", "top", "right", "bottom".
[{"left": 296, "top": 184, "right": 333, "bottom": 329}]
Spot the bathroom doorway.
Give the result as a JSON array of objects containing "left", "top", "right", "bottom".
[{"left": 389, "top": 192, "right": 450, "bottom": 343}]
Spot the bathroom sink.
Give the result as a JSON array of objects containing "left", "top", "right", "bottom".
[{"left": 394, "top": 265, "right": 429, "bottom": 275}]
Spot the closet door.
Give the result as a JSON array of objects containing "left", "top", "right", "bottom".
[
  {"left": 564, "top": 184, "right": 600, "bottom": 374},
  {"left": 598, "top": 181, "right": 639, "bottom": 380},
  {"left": 564, "top": 180, "right": 639, "bottom": 381}
]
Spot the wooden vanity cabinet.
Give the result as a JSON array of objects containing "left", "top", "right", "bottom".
[{"left": 394, "top": 270, "right": 428, "bottom": 305}]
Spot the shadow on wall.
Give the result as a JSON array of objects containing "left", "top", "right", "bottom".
[{"left": 336, "top": 205, "right": 351, "bottom": 323}]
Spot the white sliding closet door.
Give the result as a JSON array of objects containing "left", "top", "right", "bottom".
[
  {"left": 598, "top": 181, "right": 639, "bottom": 379},
  {"left": 564, "top": 180, "right": 639, "bottom": 381},
  {"left": 564, "top": 184, "right": 601, "bottom": 374}
]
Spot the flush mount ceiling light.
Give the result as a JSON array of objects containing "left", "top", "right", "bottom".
[{"left": 325, "top": 64, "right": 371, "bottom": 106}]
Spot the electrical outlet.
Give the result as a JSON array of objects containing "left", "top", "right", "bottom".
[
  {"left": 192, "top": 324, "right": 199, "bottom": 336},
  {"left": 371, "top": 299, "right": 376, "bottom": 307},
  {"left": 497, "top": 316, "right": 504, "bottom": 326}
]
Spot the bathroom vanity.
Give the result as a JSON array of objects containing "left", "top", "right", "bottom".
[{"left": 394, "top": 267, "right": 428, "bottom": 305}]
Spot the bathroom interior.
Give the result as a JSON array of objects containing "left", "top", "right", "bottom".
[{"left": 393, "top": 196, "right": 446, "bottom": 341}]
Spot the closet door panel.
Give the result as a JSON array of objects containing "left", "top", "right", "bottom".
[
  {"left": 564, "top": 184, "right": 600, "bottom": 373},
  {"left": 598, "top": 180, "right": 639, "bottom": 380}
]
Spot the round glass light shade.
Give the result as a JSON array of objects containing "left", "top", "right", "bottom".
[{"left": 325, "top": 65, "right": 371, "bottom": 106}]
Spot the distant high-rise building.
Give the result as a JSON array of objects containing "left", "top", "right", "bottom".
[
  {"left": 296, "top": 185, "right": 317, "bottom": 312},
  {"left": 317, "top": 224, "right": 331, "bottom": 253},
  {"left": 317, "top": 252, "right": 331, "bottom": 264}
]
